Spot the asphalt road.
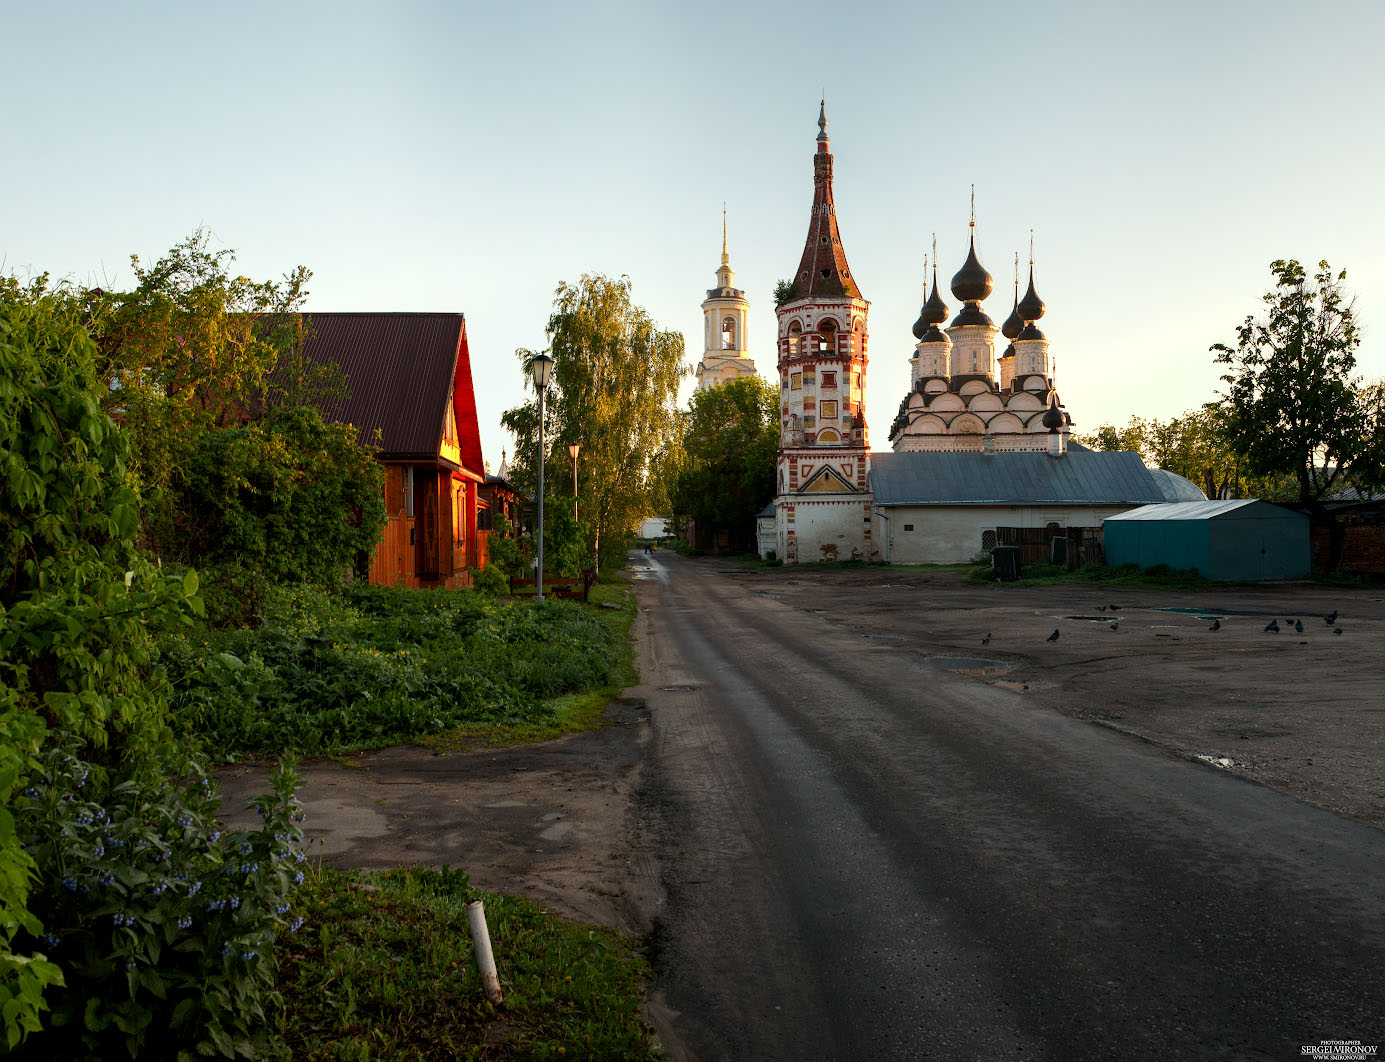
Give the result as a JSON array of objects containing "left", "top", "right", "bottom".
[{"left": 633, "top": 553, "right": 1385, "bottom": 1062}]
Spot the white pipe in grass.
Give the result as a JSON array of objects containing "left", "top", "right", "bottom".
[{"left": 466, "top": 899, "right": 504, "bottom": 1005}]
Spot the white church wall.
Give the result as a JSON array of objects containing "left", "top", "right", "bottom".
[
  {"left": 780, "top": 496, "right": 876, "bottom": 564},
  {"left": 876, "top": 504, "right": 1136, "bottom": 565}
]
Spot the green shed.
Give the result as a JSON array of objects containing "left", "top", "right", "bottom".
[{"left": 1103, "top": 500, "right": 1310, "bottom": 581}]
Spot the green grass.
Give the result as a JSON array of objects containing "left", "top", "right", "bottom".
[
  {"left": 420, "top": 582, "right": 638, "bottom": 752},
  {"left": 163, "top": 578, "right": 639, "bottom": 759},
  {"left": 278, "top": 865, "right": 658, "bottom": 1060}
]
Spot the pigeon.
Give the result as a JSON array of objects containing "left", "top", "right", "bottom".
[
  {"left": 1109, "top": 604, "right": 1122, "bottom": 611},
  {"left": 1097, "top": 605, "right": 1107, "bottom": 612},
  {"left": 1047, "top": 629, "right": 1060, "bottom": 642},
  {"left": 1325, "top": 610, "right": 1338, "bottom": 625},
  {"left": 1334, "top": 627, "right": 1343, "bottom": 635},
  {"left": 981, "top": 633, "right": 991, "bottom": 645},
  {"left": 1110, "top": 620, "right": 1120, "bottom": 631},
  {"left": 1209, "top": 619, "right": 1221, "bottom": 631},
  {"left": 1295, "top": 619, "right": 1303, "bottom": 633},
  {"left": 1264, "top": 619, "right": 1280, "bottom": 632}
]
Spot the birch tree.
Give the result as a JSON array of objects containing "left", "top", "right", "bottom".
[{"left": 502, "top": 275, "right": 686, "bottom": 567}]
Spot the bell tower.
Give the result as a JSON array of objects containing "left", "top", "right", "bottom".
[
  {"left": 696, "top": 212, "right": 757, "bottom": 390},
  {"left": 774, "top": 101, "right": 875, "bottom": 564}
]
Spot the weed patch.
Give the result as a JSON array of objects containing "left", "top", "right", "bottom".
[
  {"left": 279, "top": 866, "right": 658, "bottom": 1060},
  {"left": 162, "top": 581, "right": 636, "bottom": 759}
]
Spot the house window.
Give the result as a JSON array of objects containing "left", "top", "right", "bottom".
[
  {"left": 982, "top": 529, "right": 997, "bottom": 551},
  {"left": 820, "top": 400, "right": 838, "bottom": 419},
  {"left": 822, "top": 372, "right": 837, "bottom": 388},
  {"left": 791, "top": 373, "right": 801, "bottom": 390},
  {"left": 904, "top": 524, "right": 914, "bottom": 532},
  {"left": 404, "top": 466, "right": 415, "bottom": 518},
  {"left": 722, "top": 315, "right": 737, "bottom": 349}
]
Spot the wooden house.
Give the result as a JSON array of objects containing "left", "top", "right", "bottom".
[{"left": 302, "top": 313, "right": 486, "bottom": 588}]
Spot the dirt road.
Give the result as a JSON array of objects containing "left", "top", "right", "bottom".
[{"left": 217, "top": 555, "right": 1385, "bottom": 1059}]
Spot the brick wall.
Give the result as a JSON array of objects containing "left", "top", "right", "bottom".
[{"left": 1311, "top": 519, "right": 1385, "bottom": 575}]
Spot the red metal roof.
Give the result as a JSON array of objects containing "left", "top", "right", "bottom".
[{"left": 299, "top": 312, "right": 483, "bottom": 468}]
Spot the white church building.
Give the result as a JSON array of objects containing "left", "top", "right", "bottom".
[{"left": 767, "top": 103, "right": 1203, "bottom": 566}]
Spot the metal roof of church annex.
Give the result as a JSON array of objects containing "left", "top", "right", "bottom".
[{"left": 869, "top": 450, "right": 1172, "bottom": 507}]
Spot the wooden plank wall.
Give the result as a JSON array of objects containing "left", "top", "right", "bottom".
[{"left": 369, "top": 514, "right": 416, "bottom": 586}]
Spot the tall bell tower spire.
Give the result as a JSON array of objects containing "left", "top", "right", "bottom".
[{"left": 773, "top": 101, "right": 875, "bottom": 564}]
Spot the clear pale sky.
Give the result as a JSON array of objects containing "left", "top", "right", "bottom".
[{"left": 7, "top": 1, "right": 1384, "bottom": 468}]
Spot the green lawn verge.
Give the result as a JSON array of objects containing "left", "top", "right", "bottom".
[
  {"left": 162, "top": 578, "right": 638, "bottom": 760},
  {"left": 279, "top": 865, "right": 658, "bottom": 1060}
]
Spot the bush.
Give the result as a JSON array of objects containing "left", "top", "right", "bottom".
[
  {"left": 163, "top": 583, "right": 628, "bottom": 757},
  {"left": 11, "top": 750, "right": 303, "bottom": 1059},
  {"left": 1, "top": 277, "right": 303, "bottom": 1056},
  {"left": 181, "top": 405, "right": 386, "bottom": 586},
  {"left": 469, "top": 565, "right": 509, "bottom": 596}
]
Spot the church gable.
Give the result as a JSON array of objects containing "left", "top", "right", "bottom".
[{"left": 800, "top": 465, "right": 856, "bottom": 493}]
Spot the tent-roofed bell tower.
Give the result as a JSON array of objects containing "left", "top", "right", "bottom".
[
  {"left": 696, "top": 212, "right": 757, "bottom": 391},
  {"left": 773, "top": 101, "right": 876, "bottom": 564}
]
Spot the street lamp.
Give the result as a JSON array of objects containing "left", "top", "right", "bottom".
[
  {"left": 530, "top": 352, "right": 553, "bottom": 601},
  {"left": 569, "top": 442, "right": 580, "bottom": 522}
]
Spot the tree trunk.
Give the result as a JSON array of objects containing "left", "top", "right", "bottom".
[{"left": 1308, "top": 500, "right": 1345, "bottom": 575}]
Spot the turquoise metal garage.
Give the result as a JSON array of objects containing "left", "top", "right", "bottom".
[{"left": 1103, "top": 500, "right": 1310, "bottom": 581}]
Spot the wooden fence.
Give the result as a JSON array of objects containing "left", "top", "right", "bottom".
[{"left": 995, "top": 526, "right": 1104, "bottom": 571}]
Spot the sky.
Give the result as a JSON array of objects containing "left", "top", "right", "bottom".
[{"left": 7, "top": 0, "right": 1385, "bottom": 469}]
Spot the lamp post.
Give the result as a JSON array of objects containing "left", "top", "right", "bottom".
[
  {"left": 530, "top": 352, "right": 553, "bottom": 601},
  {"left": 569, "top": 443, "right": 580, "bottom": 523}
]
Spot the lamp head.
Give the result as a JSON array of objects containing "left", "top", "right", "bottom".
[
  {"left": 569, "top": 442, "right": 580, "bottom": 459},
  {"left": 529, "top": 352, "right": 554, "bottom": 388}
]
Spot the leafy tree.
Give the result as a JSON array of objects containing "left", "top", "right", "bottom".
[
  {"left": 670, "top": 376, "right": 778, "bottom": 551},
  {"left": 502, "top": 275, "right": 686, "bottom": 567},
  {"left": 0, "top": 278, "right": 301, "bottom": 1057},
  {"left": 1212, "top": 259, "right": 1385, "bottom": 571},
  {"left": 181, "top": 404, "right": 387, "bottom": 585},
  {"left": 1078, "top": 409, "right": 1291, "bottom": 500},
  {"left": 86, "top": 229, "right": 316, "bottom": 552}
]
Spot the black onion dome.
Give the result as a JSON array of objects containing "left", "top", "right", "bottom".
[
  {"left": 922, "top": 271, "right": 949, "bottom": 324},
  {"left": 1042, "top": 398, "right": 1063, "bottom": 431},
  {"left": 1018, "top": 268, "right": 1045, "bottom": 322},
  {"left": 950, "top": 236, "right": 993, "bottom": 303},
  {"left": 1001, "top": 295, "right": 1024, "bottom": 340},
  {"left": 921, "top": 324, "right": 948, "bottom": 344},
  {"left": 911, "top": 310, "right": 928, "bottom": 340},
  {"left": 1017, "top": 322, "right": 1046, "bottom": 342},
  {"left": 1000, "top": 343, "right": 1015, "bottom": 360},
  {"left": 949, "top": 302, "right": 994, "bottom": 329}
]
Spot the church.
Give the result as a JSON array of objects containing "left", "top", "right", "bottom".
[{"left": 763, "top": 103, "right": 1203, "bottom": 566}]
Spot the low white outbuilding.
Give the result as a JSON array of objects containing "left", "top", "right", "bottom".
[{"left": 869, "top": 450, "right": 1204, "bottom": 565}]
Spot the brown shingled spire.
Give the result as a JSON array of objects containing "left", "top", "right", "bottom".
[{"left": 790, "top": 100, "right": 863, "bottom": 301}]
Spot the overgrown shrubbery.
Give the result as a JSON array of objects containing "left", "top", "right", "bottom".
[
  {"left": 182, "top": 405, "right": 385, "bottom": 585},
  {"left": 1, "top": 278, "right": 304, "bottom": 1056},
  {"left": 162, "top": 582, "right": 628, "bottom": 757}
]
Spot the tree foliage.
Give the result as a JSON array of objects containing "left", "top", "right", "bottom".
[
  {"left": 1211, "top": 259, "right": 1384, "bottom": 504},
  {"left": 86, "top": 229, "right": 323, "bottom": 553},
  {"left": 1077, "top": 408, "right": 1291, "bottom": 500},
  {"left": 670, "top": 376, "right": 779, "bottom": 550},
  {"left": 1212, "top": 260, "right": 1385, "bottom": 571},
  {"left": 501, "top": 275, "right": 686, "bottom": 567},
  {"left": 0, "top": 279, "right": 301, "bottom": 1056},
  {"left": 182, "top": 404, "right": 386, "bottom": 586}
]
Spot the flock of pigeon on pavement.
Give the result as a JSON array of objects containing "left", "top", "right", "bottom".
[{"left": 982, "top": 608, "right": 1344, "bottom": 645}]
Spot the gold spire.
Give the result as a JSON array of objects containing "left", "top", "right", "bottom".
[
  {"left": 969, "top": 184, "right": 975, "bottom": 229},
  {"left": 722, "top": 205, "right": 728, "bottom": 267},
  {"left": 1029, "top": 228, "right": 1035, "bottom": 266}
]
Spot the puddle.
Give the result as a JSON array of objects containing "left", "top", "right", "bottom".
[
  {"left": 873, "top": 634, "right": 906, "bottom": 643},
  {"left": 1151, "top": 606, "right": 1289, "bottom": 618},
  {"left": 929, "top": 656, "right": 1013, "bottom": 677},
  {"left": 1067, "top": 615, "right": 1122, "bottom": 623},
  {"left": 658, "top": 685, "right": 698, "bottom": 693}
]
